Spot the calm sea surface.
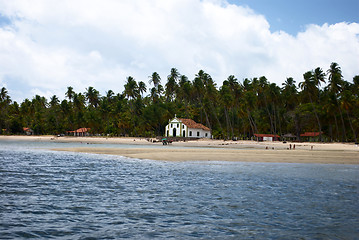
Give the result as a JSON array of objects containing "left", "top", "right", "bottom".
[{"left": 0, "top": 140, "right": 358, "bottom": 239}]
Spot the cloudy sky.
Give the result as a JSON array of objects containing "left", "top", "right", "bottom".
[{"left": 0, "top": 0, "right": 358, "bottom": 102}]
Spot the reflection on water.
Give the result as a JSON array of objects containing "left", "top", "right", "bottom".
[{"left": 0, "top": 141, "right": 358, "bottom": 239}]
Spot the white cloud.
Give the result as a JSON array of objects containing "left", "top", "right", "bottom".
[{"left": 0, "top": 0, "right": 358, "bottom": 102}]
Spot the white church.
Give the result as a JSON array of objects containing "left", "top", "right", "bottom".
[{"left": 165, "top": 116, "right": 211, "bottom": 138}]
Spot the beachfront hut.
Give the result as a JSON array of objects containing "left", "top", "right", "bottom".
[
  {"left": 67, "top": 128, "right": 91, "bottom": 137},
  {"left": 282, "top": 133, "right": 297, "bottom": 141},
  {"left": 165, "top": 116, "right": 211, "bottom": 138},
  {"left": 300, "top": 132, "right": 323, "bottom": 142},
  {"left": 23, "top": 127, "right": 34, "bottom": 135},
  {"left": 254, "top": 134, "right": 280, "bottom": 141}
]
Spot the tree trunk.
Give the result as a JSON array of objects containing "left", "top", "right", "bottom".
[
  {"left": 309, "top": 94, "right": 322, "bottom": 141},
  {"left": 338, "top": 105, "right": 347, "bottom": 142},
  {"left": 231, "top": 107, "right": 235, "bottom": 138},
  {"left": 272, "top": 105, "right": 277, "bottom": 134},
  {"left": 333, "top": 114, "right": 339, "bottom": 141},
  {"left": 276, "top": 106, "right": 282, "bottom": 136},
  {"left": 210, "top": 102, "right": 223, "bottom": 134},
  {"left": 247, "top": 109, "right": 258, "bottom": 135},
  {"left": 247, "top": 114, "right": 254, "bottom": 137},
  {"left": 345, "top": 109, "right": 357, "bottom": 142},
  {"left": 295, "top": 113, "right": 301, "bottom": 141},
  {"left": 224, "top": 108, "right": 231, "bottom": 139},
  {"left": 264, "top": 96, "right": 274, "bottom": 134},
  {"left": 203, "top": 107, "right": 211, "bottom": 131}
]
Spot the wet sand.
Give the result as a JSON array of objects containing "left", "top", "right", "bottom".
[
  {"left": 54, "top": 147, "right": 359, "bottom": 164},
  {"left": 1, "top": 135, "right": 358, "bottom": 164}
]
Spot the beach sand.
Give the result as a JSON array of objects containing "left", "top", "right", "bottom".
[
  {"left": 54, "top": 147, "right": 359, "bottom": 164},
  {"left": 1, "top": 135, "right": 358, "bottom": 164}
]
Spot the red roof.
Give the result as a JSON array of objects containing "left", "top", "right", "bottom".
[
  {"left": 300, "top": 132, "right": 322, "bottom": 137},
  {"left": 254, "top": 134, "right": 280, "bottom": 138},
  {"left": 178, "top": 118, "right": 211, "bottom": 131},
  {"left": 23, "top": 127, "right": 31, "bottom": 131},
  {"left": 76, "top": 128, "right": 90, "bottom": 133},
  {"left": 67, "top": 128, "right": 91, "bottom": 133}
]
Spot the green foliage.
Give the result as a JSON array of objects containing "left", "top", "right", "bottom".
[{"left": 1, "top": 63, "right": 358, "bottom": 142}]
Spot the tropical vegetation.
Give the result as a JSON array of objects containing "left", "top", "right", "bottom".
[{"left": 1, "top": 63, "right": 358, "bottom": 142}]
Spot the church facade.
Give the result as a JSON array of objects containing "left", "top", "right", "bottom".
[{"left": 165, "top": 116, "right": 211, "bottom": 138}]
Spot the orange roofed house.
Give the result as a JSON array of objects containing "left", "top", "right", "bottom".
[
  {"left": 300, "top": 132, "right": 323, "bottom": 141},
  {"left": 165, "top": 116, "right": 211, "bottom": 138},
  {"left": 67, "top": 128, "right": 91, "bottom": 137}
]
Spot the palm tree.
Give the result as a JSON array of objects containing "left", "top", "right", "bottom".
[
  {"left": 327, "top": 62, "right": 347, "bottom": 141},
  {"left": 150, "top": 87, "right": 158, "bottom": 102},
  {"left": 327, "top": 62, "right": 343, "bottom": 93},
  {"left": 176, "top": 75, "right": 189, "bottom": 102},
  {"left": 313, "top": 67, "right": 326, "bottom": 88},
  {"left": 85, "top": 86, "right": 100, "bottom": 107},
  {"left": 165, "top": 68, "right": 179, "bottom": 102},
  {"left": 282, "top": 77, "right": 299, "bottom": 138},
  {"left": 50, "top": 95, "right": 59, "bottom": 107},
  {"left": 138, "top": 81, "right": 147, "bottom": 98},
  {"left": 258, "top": 76, "right": 275, "bottom": 134},
  {"left": 0, "top": 87, "right": 11, "bottom": 132},
  {"left": 124, "top": 76, "right": 139, "bottom": 100},
  {"left": 106, "top": 90, "right": 114, "bottom": 99},
  {"left": 227, "top": 75, "right": 239, "bottom": 92},
  {"left": 0, "top": 87, "right": 9, "bottom": 102},
  {"left": 268, "top": 83, "right": 283, "bottom": 136},
  {"left": 66, "top": 86, "right": 75, "bottom": 102},
  {"left": 157, "top": 84, "right": 164, "bottom": 96},
  {"left": 149, "top": 72, "right": 161, "bottom": 89},
  {"left": 282, "top": 77, "right": 297, "bottom": 110},
  {"left": 243, "top": 90, "right": 258, "bottom": 135},
  {"left": 340, "top": 89, "right": 357, "bottom": 142},
  {"left": 73, "top": 93, "right": 86, "bottom": 110},
  {"left": 299, "top": 70, "right": 323, "bottom": 141},
  {"left": 193, "top": 70, "right": 212, "bottom": 128},
  {"left": 353, "top": 75, "right": 359, "bottom": 97},
  {"left": 219, "top": 83, "right": 234, "bottom": 139}
]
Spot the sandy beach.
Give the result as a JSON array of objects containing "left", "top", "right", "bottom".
[{"left": 1, "top": 135, "right": 358, "bottom": 164}]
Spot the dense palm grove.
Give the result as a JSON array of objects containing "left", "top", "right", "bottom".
[{"left": 0, "top": 62, "right": 358, "bottom": 142}]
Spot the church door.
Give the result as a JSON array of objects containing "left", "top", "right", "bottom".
[{"left": 173, "top": 128, "right": 176, "bottom": 137}]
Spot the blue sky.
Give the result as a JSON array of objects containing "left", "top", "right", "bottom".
[
  {"left": 229, "top": 0, "right": 359, "bottom": 35},
  {"left": 0, "top": 0, "right": 358, "bottom": 102}
]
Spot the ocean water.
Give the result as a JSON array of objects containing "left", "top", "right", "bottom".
[{"left": 0, "top": 141, "right": 358, "bottom": 239}]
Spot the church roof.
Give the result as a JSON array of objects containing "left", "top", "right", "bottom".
[{"left": 178, "top": 118, "right": 210, "bottom": 131}]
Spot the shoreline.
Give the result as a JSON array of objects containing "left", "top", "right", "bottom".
[
  {"left": 1, "top": 135, "right": 358, "bottom": 164},
  {"left": 55, "top": 147, "right": 359, "bottom": 165}
]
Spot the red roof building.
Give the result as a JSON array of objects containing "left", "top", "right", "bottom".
[
  {"left": 300, "top": 132, "right": 323, "bottom": 141},
  {"left": 254, "top": 134, "right": 280, "bottom": 141},
  {"left": 178, "top": 118, "right": 211, "bottom": 131},
  {"left": 23, "top": 127, "right": 34, "bottom": 135},
  {"left": 300, "top": 132, "right": 322, "bottom": 137},
  {"left": 165, "top": 116, "right": 211, "bottom": 138},
  {"left": 67, "top": 128, "right": 91, "bottom": 136}
]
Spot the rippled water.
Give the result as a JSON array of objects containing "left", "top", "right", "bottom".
[{"left": 1, "top": 141, "right": 358, "bottom": 239}]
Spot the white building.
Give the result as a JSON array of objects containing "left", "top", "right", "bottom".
[{"left": 165, "top": 116, "right": 211, "bottom": 138}]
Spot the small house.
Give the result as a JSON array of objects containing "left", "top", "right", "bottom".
[
  {"left": 23, "top": 127, "right": 34, "bottom": 135},
  {"left": 282, "top": 133, "right": 297, "bottom": 141},
  {"left": 67, "top": 128, "right": 91, "bottom": 137},
  {"left": 254, "top": 134, "right": 280, "bottom": 141},
  {"left": 300, "top": 132, "right": 323, "bottom": 141},
  {"left": 165, "top": 116, "right": 211, "bottom": 138}
]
